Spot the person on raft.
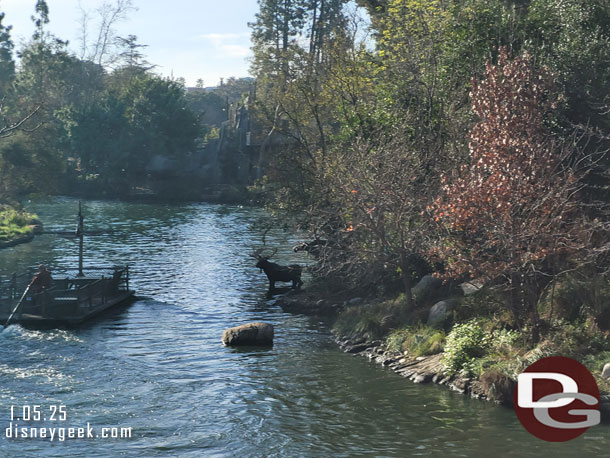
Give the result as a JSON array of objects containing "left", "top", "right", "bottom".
[{"left": 29, "top": 264, "right": 53, "bottom": 293}]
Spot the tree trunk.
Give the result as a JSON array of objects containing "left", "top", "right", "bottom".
[
  {"left": 400, "top": 252, "right": 415, "bottom": 311},
  {"left": 511, "top": 270, "right": 545, "bottom": 345},
  {"left": 524, "top": 272, "right": 544, "bottom": 345}
]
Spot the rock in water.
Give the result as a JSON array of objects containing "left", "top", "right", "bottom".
[{"left": 222, "top": 322, "right": 274, "bottom": 346}]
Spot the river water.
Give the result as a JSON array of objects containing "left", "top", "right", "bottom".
[{"left": 0, "top": 197, "right": 608, "bottom": 457}]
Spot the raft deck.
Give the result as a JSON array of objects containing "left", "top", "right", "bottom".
[{"left": 0, "top": 266, "right": 135, "bottom": 327}]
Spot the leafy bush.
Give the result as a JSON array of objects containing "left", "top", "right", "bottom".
[
  {"left": 492, "top": 328, "right": 521, "bottom": 350},
  {"left": 546, "top": 318, "right": 610, "bottom": 356},
  {"left": 442, "top": 320, "right": 490, "bottom": 376},
  {"left": 471, "top": 328, "right": 524, "bottom": 380}
]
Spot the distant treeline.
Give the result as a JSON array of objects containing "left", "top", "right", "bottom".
[{"left": 0, "top": 0, "right": 254, "bottom": 202}]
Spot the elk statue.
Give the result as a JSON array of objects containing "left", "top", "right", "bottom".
[{"left": 252, "top": 248, "right": 303, "bottom": 292}]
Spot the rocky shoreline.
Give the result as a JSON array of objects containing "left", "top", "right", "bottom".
[
  {"left": 274, "top": 288, "right": 610, "bottom": 422},
  {"left": 0, "top": 233, "right": 35, "bottom": 249},
  {"left": 335, "top": 335, "right": 506, "bottom": 402},
  {"left": 275, "top": 290, "right": 501, "bottom": 401}
]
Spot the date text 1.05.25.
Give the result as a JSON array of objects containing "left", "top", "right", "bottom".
[{"left": 10, "top": 405, "right": 67, "bottom": 422}]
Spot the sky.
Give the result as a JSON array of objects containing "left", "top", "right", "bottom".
[{"left": 1, "top": 0, "right": 260, "bottom": 87}]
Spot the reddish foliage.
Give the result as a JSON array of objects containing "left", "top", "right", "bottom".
[{"left": 434, "top": 48, "right": 582, "bottom": 282}]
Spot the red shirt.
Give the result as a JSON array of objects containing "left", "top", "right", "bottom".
[{"left": 31, "top": 270, "right": 52, "bottom": 290}]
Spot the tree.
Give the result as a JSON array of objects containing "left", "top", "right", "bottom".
[
  {"left": 115, "top": 35, "right": 153, "bottom": 71},
  {"left": 0, "top": 10, "right": 14, "bottom": 92},
  {"left": 525, "top": 0, "right": 610, "bottom": 202},
  {"left": 324, "top": 121, "right": 439, "bottom": 307},
  {"left": 0, "top": 9, "right": 41, "bottom": 139},
  {"left": 31, "top": 0, "right": 50, "bottom": 42},
  {"left": 251, "top": 0, "right": 307, "bottom": 67},
  {"left": 56, "top": 91, "right": 128, "bottom": 175},
  {"left": 0, "top": 1, "right": 56, "bottom": 202},
  {"left": 115, "top": 74, "right": 200, "bottom": 173},
  {"left": 78, "top": 0, "right": 136, "bottom": 67},
  {"left": 433, "top": 49, "right": 599, "bottom": 341},
  {"left": 185, "top": 89, "right": 226, "bottom": 128},
  {"left": 251, "top": 0, "right": 351, "bottom": 203},
  {"left": 17, "top": 0, "right": 73, "bottom": 108}
]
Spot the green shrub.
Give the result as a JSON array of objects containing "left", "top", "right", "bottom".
[
  {"left": 546, "top": 318, "right": 610, "bottom": 356},
  {"left": 492, "top": 328, "right": 521, "bottom": 350},
  {"left": 442, "top": 320, "right": 490, "bottom": 376},
  {"left": 471, "top": 328, "right": 525, "bottom": 379},
  {"left": 386, "top": 328, "right": 407, "bottom": 352}
]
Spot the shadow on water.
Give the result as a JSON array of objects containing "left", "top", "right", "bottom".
[{"left": 224, "top": 346, "right": 275, "bottom": 355}]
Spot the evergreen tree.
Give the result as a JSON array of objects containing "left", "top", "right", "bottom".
[
  {"left": 0, "top": 10, "right": 14, "bottom": 92},
  {"left": 115, "top": 35, "right": 153, "bottom": 71}
]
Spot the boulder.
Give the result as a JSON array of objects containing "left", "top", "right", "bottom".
[
  {"left": 345, "top": 343, "right": 370, "bottom": 354},
  {"left": 480, "top": 371, "right": 516, "bottom": 405},
  {"left": 412, "top": 275, "right": 444, "bottom": 306},
  {"left": 602, "top": 363, "right": 610, "bottom": 379},
  {"left": 450, "top": 377, "right": 470, "bottom": 394},
  {"left": 31, "top": 219, "right": 44, "bottom": 235},
  {"left": 459, "top": 280, "right": 483, "bottom": 297},
  {"left": 412, "top": 373, "right": 433, "bottom": 384},
  {"left": 427, "top": 299, "right": 459, "bottom": 327},
  {"left": 599, "top": 400, "right": 610, "bottom": 423},
  {"left": 222, "top": 322, "right": 274, "bottom": 346},
  {"left": 380, "top": 314, "right": 400, "bottom": 332}
]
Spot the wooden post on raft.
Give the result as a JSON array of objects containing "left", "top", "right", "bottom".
[{"left": 77, "top": 201, "right": 84, "bottom": 277}]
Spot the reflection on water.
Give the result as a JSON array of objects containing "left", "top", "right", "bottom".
[{"left": 0, "top": 197, "right": 607, "bottom": 457}]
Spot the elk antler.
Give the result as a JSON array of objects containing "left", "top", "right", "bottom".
[
  {"left": 250, "top": 247, "right": 278, "bottom": 260},
  {"left": 250, "top": 248, "right": 265, "bottom": 259}
]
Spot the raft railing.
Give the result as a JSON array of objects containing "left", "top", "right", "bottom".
[{"left": 0, "top": 266, "right": 131, "bottom": 316}]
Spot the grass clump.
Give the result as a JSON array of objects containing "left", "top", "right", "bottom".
[
  {"left": 0, "top": 207, "right": 38, "bottom": 242},
  {"left": 387, "top": 326, "right": 445, "bottom": 357},
  {"left": 333, "top": 297, "right": 410, "bottom": 341},
  {"left": 541, "top": 317, "right": 610, "bottom": 359}
]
